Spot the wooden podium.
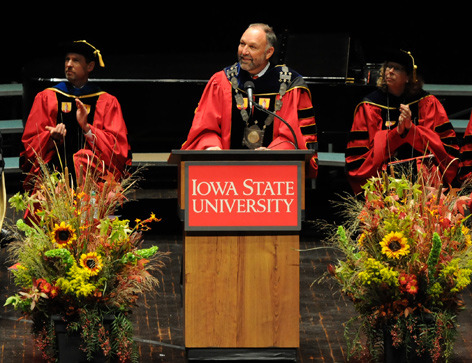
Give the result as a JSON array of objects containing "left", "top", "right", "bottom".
[{"left": 168, "top": 149, "right": 313, "bottom": 361}]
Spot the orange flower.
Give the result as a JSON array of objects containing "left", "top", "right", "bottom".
[
  {"left": 399, "top": 272, "right": 418, "bottom": 295},
  {"left": 49, "top": 285, "right": 60, "bottom": 298},
  {"left": 40, "top": 282, "right": 52, "bottom": 294},
  {"left": 405, "top": 283, "right": 418, "bottom": 294}
]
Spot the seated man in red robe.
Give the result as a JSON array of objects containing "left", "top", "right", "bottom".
[
  {"left": 181, "top": 23, "right": 318, "bottom": 178},
  {"left": 21, "top": 40, "right": 131, "bottom": 190}
]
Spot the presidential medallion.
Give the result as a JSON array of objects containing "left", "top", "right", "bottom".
[{"left": 243, "top": 124, "right": 263, "bottom": 149}]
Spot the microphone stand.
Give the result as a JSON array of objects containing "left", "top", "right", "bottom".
[{"left": 252, "top": 102, "right": 299, "bottom": 149}]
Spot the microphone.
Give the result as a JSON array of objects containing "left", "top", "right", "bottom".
[
  {"left": 244, "top": 81, "right": 299, "bottom": 149},
  {"left": 244, "top": 81, "right": 254, "bottom": 115}
]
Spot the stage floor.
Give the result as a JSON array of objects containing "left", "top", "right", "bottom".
[{"left": 1, "top": 232, "right": 472, "bottom": 362}]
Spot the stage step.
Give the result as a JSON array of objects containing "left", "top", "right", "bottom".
[
  {"left": 424, "top": 83, "right": 472, "bottom": 96},
  {"left": 451, "top": 119, "right": 468, "bottom": 133},
  {"left": 131, "top": 152, "right": 347, "bottom": 167},
  {"left": 0, "top": 119, "right": 23, "bottom": 134},
  {"left": 4, "top": 156, "right": 20, "bottom": 173},
  {"left": 0, "top": 84, "right": 24, "bottom": 175},
  {"left": 0, "top": 83, "right": 22, "bottom": 97}
]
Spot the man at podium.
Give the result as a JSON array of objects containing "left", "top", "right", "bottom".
[{"left": 181, "top": 23, "right": 318, "bottom": 178}]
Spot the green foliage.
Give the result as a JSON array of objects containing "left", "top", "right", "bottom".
[
  {"left": 325, "top": 172, "right": 472, "bottom": 362},
  {"left": 3, "top": 161, "right": 168, "bottom": 361}
]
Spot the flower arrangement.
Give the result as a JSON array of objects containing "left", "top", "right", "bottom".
[
  {"left": 326, "top": 171, "right": 472, "bottom": 362},
  {"left": 4, "top": 161, "right": 167, "bottom": 362}
]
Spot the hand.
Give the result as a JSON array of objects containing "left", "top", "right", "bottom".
[
  {"left": 206, "top": 146, "right": 222, "bottom": 150},
  {"left": 75, "top": 98, "right": 91, "bottom": 133},
  {"left": 397, "top": 104, "right": 412, "bottom": 135},
  {"left": 45, "top": 123, "right": 67, "bottom": 141}
]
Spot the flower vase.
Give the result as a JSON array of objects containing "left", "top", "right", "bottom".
[
  {"left": 52, "top": 315, "right": 113, "bottom": 363},
  {"left": 383, "top": 328, "right": 432, "bottom": 363}
]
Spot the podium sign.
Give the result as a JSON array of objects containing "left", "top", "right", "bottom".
[
  {"left": 185, "top": 161, "right": 301, "bottom": 231},
  {"left": 168, "top": 150, "right": 312, "bottom": 360}
]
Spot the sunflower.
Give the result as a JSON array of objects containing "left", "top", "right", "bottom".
[
  {"left": 51, "top": 222, "right": 77, "bottom": 246},
  {"left": 79, "top": 252, "right": 103, "bottom": 276},
  {"left": 379, "top": 231, "right": 410, "bottom": 259}
]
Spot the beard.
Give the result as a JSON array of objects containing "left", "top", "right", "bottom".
[{"left": 238, "top": 54, "right": 262, "bottom": 73}]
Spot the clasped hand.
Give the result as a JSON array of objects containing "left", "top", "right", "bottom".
[
  {"left": 397, "top": 103, "right": 412, "bottom": 135},
  {"left": 46, "top": 98, "right": 90, "bottom": 140}
]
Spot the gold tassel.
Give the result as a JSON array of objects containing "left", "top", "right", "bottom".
[
  {"left": 401, "top": 49, "right": 417, "bottom": 83},
  {"left": 74, "top": 40, "right": 105, "bottom": 67}
]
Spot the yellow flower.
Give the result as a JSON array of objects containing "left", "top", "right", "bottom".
[
  {"left": 461, "top": 225, "right": 471, "bottom": 246},
  {"left": 57, "top": 263, "right": 99, "bottom": 298},
  {"left": 465, "top": 235, "right": 471, "bottom": 247},
  {"left": 379, "top": 231, "right": 410, "bottom": 259},
  {"left": 358, "top": 258, "right": 399, "bottom": 287},
  {"left": 51, "top": 222, "right": 77, "bottom": 247},
  {"left": 79, "top": 252, "right": 103, "bottom": 276},
  {"left": 440, "top": 258, "right": 472, "bottom": 293}
]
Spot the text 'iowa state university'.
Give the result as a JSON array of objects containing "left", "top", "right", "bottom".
[{"left": 190, "top": 178, "right": 296, "bottom": 214}]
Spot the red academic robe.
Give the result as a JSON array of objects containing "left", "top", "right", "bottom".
[
  {"left": 181, "top": 70, "right": 318, "bottom": 178},
  {"left": 459, "top": 113, "right": 472, "bottom": 182},
  {"left": 21, "top": 87, "right": 131, "bottom": 188},
  {"left": 345, "top": 93, "right": 459, "bottom": 194}
]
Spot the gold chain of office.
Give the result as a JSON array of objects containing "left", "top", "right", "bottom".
[{"left": 226, "top": 63, "right": 292, "bottom": 148}]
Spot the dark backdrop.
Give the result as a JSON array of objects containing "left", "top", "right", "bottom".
[
  {"left": 2, "top": 4, "right": 472, "bottom": 226},
  {"left": 3, "top": 5, "right": 472, "bottom": 85}
]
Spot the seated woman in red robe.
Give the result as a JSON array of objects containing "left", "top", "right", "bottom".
[{"left": 345, "top": 48, "right": 460, "bottom": 194}]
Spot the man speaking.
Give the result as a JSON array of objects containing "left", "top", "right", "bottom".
[{"left": 181, "top": 23, "right": 318, "bottom": 178}]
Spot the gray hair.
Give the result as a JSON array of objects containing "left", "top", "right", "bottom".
[{"left": 248, "top": 23, "right": 277, "bottom": 50}]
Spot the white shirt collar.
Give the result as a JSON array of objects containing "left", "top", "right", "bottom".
[{"left": 252, "top": 62, "right": 270, "bottom": 78}]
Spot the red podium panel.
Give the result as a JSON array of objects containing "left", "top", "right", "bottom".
[
  {"left": 168, "top": 150, "right": 312, "bottom": 359},
  {"left": 184, "top": 161, "right": 302, "bottom": 231}
]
